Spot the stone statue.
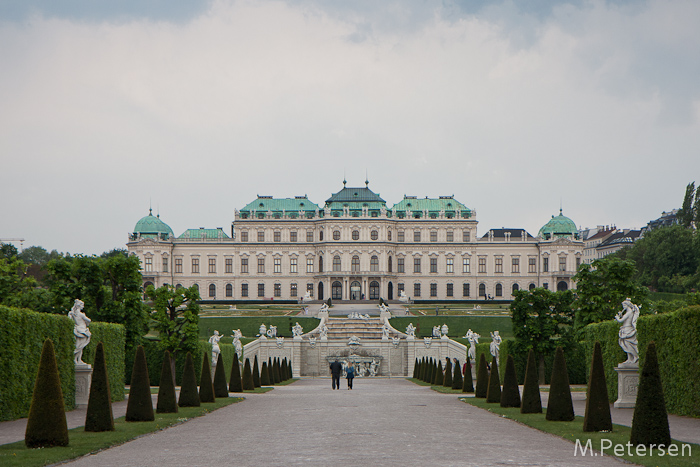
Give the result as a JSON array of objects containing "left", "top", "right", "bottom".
[
  {"left": 258, "top": 323, "right": 267, "bottom": 338},
  {"left": 231, "top": 329, "right": 243, "bottom": 359},
  {"left": 319, "top": 303, "right": 329, "bottom": 313},
  {"left": 308, "top": 336, "right": 317, "bottom": 348},
  {"left": 266, "top": 325, "right": 277, "bottom": 338},
  {"left": 440, "top": 324, "right": 449, "bottom": 339},
  {"left": 424, "top": 337, "right": 432, "bottom": 348},
  {"left": 465, "top": 329, "right": 480, "bottom": 363},
  {"left": 490, "top": 331, "right": 501, "bottom": 361},
  {"left": 209, "top": 330, "right": 222, "bottom": 367},
  {"left": 369, "top": 359, "right": 379, "bottom": 377},
  {"left": 615, "top": 298, "right": 640, "bottom": 367},
  {"left": 382, "top": 324, "right": 390, "bottom": 339},
  {"left": 392, "top": 336, "right": 401, "bottom": 348},
  {"left": 276, "top": 337, "right": 285, "bottom": 348},
  {"left": 292, "top": 322, "right": 304, "bottom": 338},
  {"left": 68, "top": 299, "right": 91, "bottom": 365},
  {"left": 319, "top": 324, "right": 328, "bottom": 340},
  {"left": 405, "top": 323, "right": 416, "bottom": 338},
  {"left": 432, "top": 326, "right": 441, "bottom": 338}
]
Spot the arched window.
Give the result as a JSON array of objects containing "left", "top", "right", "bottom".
[
  {"left": 369, "top": 281, "right": 380, "bottom": 300},
  {"left": 388, "top": 256, "right": 393, "bottom": 273},
  {"left": 529, "top": 283, "right": 536, "bottom": 291},
  {"left": 370, "top": 230, "right": 378, "bottom": 240},
  {"left": 557, "top": 281, "right": 568, "bottom": 291},
  {"left": 511, "top": 283, "right": 519, "bottom": 295},
  {"left": 176, "top": 283, "right": 183, "bottom": 290},
  {"left": 478, "top": 283, "right": 486, "bottom": 297},
  {"left": 319, "top": 255, "right": 323, "bottom": 272},
  {"left": 495, "top": 283, "right": 503, "bottom": 297},
  {"left": 209, "top": 284, "right": 216, "bottom": 298},
  {"left": 333, "top": 230, "right": 341, "bottom": 240},
  {"left": 352, "top": 230, "right": 360, "bottom": 240},
  {"left": 333, "top": 255, "right": 341, "bottom": 272},
  {"left": 332, "top": 281, "right": 342, "bottom": 300},
  {"left": 192, "top": 283, "right": 199, "bottom": 292},
  {"left": 351, "top": 255, "right": 360, "bottom": 272},
  {"left": 370, "top": 255, "right": 379, "bottom": 272},
  {"left": 226, "top": 283, "right": 233, "bottom": 297}
]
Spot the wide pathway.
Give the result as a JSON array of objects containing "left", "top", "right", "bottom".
[{"left": 63, "top": 378, "right": 623, "bottom": 467}]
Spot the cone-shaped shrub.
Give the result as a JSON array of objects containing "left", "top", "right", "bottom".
[
  {"left": 288, "top": 358, "right": 293, "bottom": 379},
  {"left": 178, "top": 352, "right": 200, "bottom": 407},
  {"left": 85, "top": 342, "right": 114, "bottom": 431},
  {"left": 413, "top": 358, "right": 418, "bottom": 379},
  {"left": 213, "top": 353, "right": 229, "bottom": 398},
  {"left": 420, "top": 358, "right": 426, "bottom": 381},
  {"left": 25, "top": 339, "right": 69, "bottom": 448},
  {"left": 261, "top": 361, "right": 271, "bottom": 386},
  {"left": 252, "top": 356, "right": 261, "bottom": 388},
  {"left": 199, "top": 354, "right": 215, "bottom": 403},
  {"left": 229, "top": 353, "right": 243, "bottom": 393},
  {"left": 273, "top": 358, "right": 281, "bottom": 384},
  {"left": 583, "top": 341, "right": 612, "bottom": 432},
  {"left": 157, "top": 351, "right": 178, "bottom": 413},
  {"left": 433, "top": 360, "right": 443, "bottom": 385},
  {"left": 268, "top": 358, "right": 274, "bottom": 385},
  {"left": 546, "top": 346, "right": 574, "bottom": 421},
  {"left": 521, "top": 349, "right": 542, "bottom": 414},
  {"left": 630, "top": 341, "right": 671, "bottom": 446},
  {"left": 452, "top": 360, "right": 463, "bottom": 390},
  {"left": 443, "top": 359, "right": 453, "bottom": 387},
  {"left": 126, "top": 345, "right": 155, "bottom": 421},
  {"left": 486, "top": 356, "right": 501, "bottom": 403},
  {"left": 242, "top": 358, "right": 255, "bottom": 390},
  {"left": 281, "top": 358, "right": 288, "bottom": 381},
  {"left": 430, "top": 359, "right": 437, "bottom": 384},
  {"left": 475, "top": 353, "right": 489, "bottom": 398},
  {"left": 500, "top": 355, "right": 521, "bottom": 408},
  {"left": 462, "top": 358, "right": 474, "bottom": 393}
]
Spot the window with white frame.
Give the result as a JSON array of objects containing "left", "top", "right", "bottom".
[
  {"left": 478, "top": 257, "right": 486, "bottom": 273},
  {"left": 257, "top": 257, "right": 265, "bottom": 274},
  {"left": 274, "top": 258, "right": 281, "bottom": 273},
  {"left": 463, "top": 257, "right": 470, "bottom": 273},
  {"left": 257, "top": 231, "right": 264, "bottom": 242},
  {"left": 446, "top": 231, "right": 454, "bottom": 242},
  {"left": 290, "top": 258, "right": 297, "bottom": 273},
  {"left": 241, "top": 258, "right": 248, "bottom": 273},
  {"left": 512, "top": 257, "right": 520, "bottom": 273},
  {"left": 397, "top": 258, "right": 405, "bottom": 273},
  {"left": 290, "top": 231, "right": 297, "bottom": 242},
  {"left": 446, "top": 258, "right": 454, "bottom": 273},
  {"left": 192, "top": 258, "right": 199, "bottom": 274},
  {"left": 208, "top": 258, "right": 216, "bottom": 273},
  {"left": 495, "top": 257, "right": 503, "bottom": 273},
  {"left": 225, "top": 258, "right": 233, "bottom": 273}
]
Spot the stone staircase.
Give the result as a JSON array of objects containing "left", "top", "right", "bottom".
[{"left": 325, "top": 317, "right": 385, "bottom": 340}]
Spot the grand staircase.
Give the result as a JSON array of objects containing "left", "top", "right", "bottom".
[{"left": 325, "top": 317, "right": 385, "bottom": 340}]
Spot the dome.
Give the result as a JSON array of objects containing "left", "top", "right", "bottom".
[
  {"left": 538, "top": 209, "right": 579, "bottom": 240},
  {"left": 133, "top": 209, "right": 174, "bottom": 239}
]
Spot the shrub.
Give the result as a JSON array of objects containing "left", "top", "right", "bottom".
[
  {"left": 229, "top": 353, "right": 243, "bottom": 393},
  {"left": 156, "top": 351, "right": 178, "bottom": 413},
  {"left": 252, "top": 356, "right": 261, "bottom": 388},
  {"left": 213, "top": 353, "right": 229, "bottom": 398},
  {"left": 630, "top": 341, "right": 671, "bottom": 446},
  {"left": 452, "top": 359, "right": 463, "bottom": 390},
  {"left": 462, "top": 358, "right": 474, "bottom": 393},
  {"left": 413, "top": 358, "right": 418, "bottom": 379},
  {"left": 260, "top": 361, "right": 271, "bottom": 386},
  {"left": 125, "top": 345, "right": 155, "bottom": 421},
  {"left": 443, "top": 358, "right": 452, "bottom": 387},
  {"left": 273, "top": 358, "right": 281, "bottom": 384},
  {"left": 475, "top": 354, "right": 488, "bottom": 398},
  {"left": 84, "top": 322, "right": 125, "bottom": 403},
  {"left": 486, "top": 356, "right": 501, "bottom": 403},
  {"left": 85, "top": 342, "right": 114, "bottom": 431},
  {"left": 500, "top": 355, "right": 520, "bottom": 408},
  {"left": 199, "top": 354, "right": 215, "bottom": 403},
  {"left": 521, "top": 349, "right": 542, "bottom": 414},
  {"left": 583, "top": 341, "right": 612, "bottom": 432},
  {"left": 178, "top": 352, "right": 200, "bottom": 407},
  {"left": 24, "top": 339, "right": 69, "bottom": 448},
  {"left": 433, "top": 360, "right": 443, "bottom": 385},
  {"left": 268, "top": 357, "right": 275, "bottom": 385},
  {"left": 242, "top": 358, "right": 255, "bottom": 390},
  {"left": 546, "top": 346, "right": 574, "bottom": 421}
]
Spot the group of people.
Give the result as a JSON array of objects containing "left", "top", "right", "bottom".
[{"left": 330, "top": 359, "right": 355, "bottom": 390}]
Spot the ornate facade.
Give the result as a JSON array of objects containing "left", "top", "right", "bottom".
[{"left": 127, "top": 182, "right": 584, "bottom": 301}]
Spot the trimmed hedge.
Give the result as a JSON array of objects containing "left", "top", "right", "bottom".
[
  {"left": 390, "top": 316, "right": 513, "bottom": 339},
  {"left": 199, "top": 317, "right": 321, "bottom": 339},
  {"left": 583, "top": 305, "right": 700, "bottom": 417}
]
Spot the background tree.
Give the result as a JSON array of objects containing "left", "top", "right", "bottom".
[
  {"left": 0, "top": 256, "right": 48, "bottom": 311},
  {"left": 677, "top": 182, "right": 696, "bottom": 228},
  {"left": 0, "top": 242, "right": 18, "bottom": 260}
]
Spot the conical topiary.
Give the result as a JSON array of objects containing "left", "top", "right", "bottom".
[
  {"left": 462, "top": 358, "right": 474, "bottom": 393},
  {"left": 500, "top": 355, "right": 521, "bottom": 408},
  {"left": 430, "top": 359, "right": 437, "bottom": 384},
  {"left": 252, "top": 356, "right": 261, "bottom": 388},
  {"left": 199, "top": 353, "right": 215, "bottom": 403},
  {"left": 229, "top": 352, "right": 243, "bottom": 393},
  {"left": 521, "top": 349, "right": 542, "bottom": 413},
  {"left": 443, "top": 359, "right": 453, "bottom": 387},
  {"left": 85, "top": 342, "right": 114, "bottom": 431},
  {"left": 273, "top": 358, "right": 281, "bottom": 384},
  {"left": 420, "top": 357, "right": 426, "bottom": 381},
  {"left": 452, "top": 359, "right": 463, "bottom": 390},
  {"left": 242, "top": 358, "right": 255, "bottom": 390},
  {"left": 157, "top": 350, "right": 178, "bottom": 413},
  {"left": 126, "top": 345, "right": 155, "bottom": 421},
  {"left": 583, "top": 341, "right": 612, "bottom": 432},
  {"left": 25, "top": 339, "right": 69, "bottom": 448},
  {"left": 178, "top": 352, "right": 200, "bottom": 407},
  {"left": 268, "top": 357, "right": 274, "bottom": 385},
  {"left": 486, "top": 356, "right": 501, "bottom": 403},
  {"left": 546, "top": 346, "right": 574, "bottom": 421},
  {"left": 213, "top": 352, "right": 229, "bottom": 398},
  {"left": 413, "top": 358, "right": 418, "bottom": 379},
  {"left": 261, "top": 361, "right": 271, "bottom": 386},
  {"left": 281, "top": 358, "right": 288, "bottom": 381},
  {"left": 475, "top": 353, "right": 489, "bottom": 398},
  {"left": 630, "top": 341, "right": 671, "bottom": 446},
  {"left": 433, "top": 360, "right": 443, "bottom": 385}
]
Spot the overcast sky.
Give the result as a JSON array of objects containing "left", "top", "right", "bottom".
[{"left": 1, "top": 0, "right": 698, "bottom": 255}]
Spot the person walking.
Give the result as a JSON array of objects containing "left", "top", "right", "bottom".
[
  {"left": 330, "top": 359, "right": 342, "bottom": 390},
  {"left": 346, "top": 363, "right": 355, "bottom": 390}
]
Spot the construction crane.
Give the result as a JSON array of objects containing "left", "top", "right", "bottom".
[{"left": 0, "top": 238, "right": 25, "bottom": 252}]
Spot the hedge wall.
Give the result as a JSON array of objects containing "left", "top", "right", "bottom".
[
  {"left": 583, "top": 305, "right": 700, "bottom": 417},
  {"left": 82, "top": 322, "right": 126, "bottom": 402},
  {"left": 199, "top": 317, "right": 321, "bottom": 339},
  {"left": 390, "top": 316, "right": 513, "bottom": 339}
]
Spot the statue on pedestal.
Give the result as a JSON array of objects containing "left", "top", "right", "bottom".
[
  {"left": 258, "top": 323, "right": 267, "bottom": 338},
  {"left": 68, "top": 299, "right": 91, "bottom": 365},
  {"left": 616, "top": 298, "right": 640, "bottom": 367},
  {"left": 208, "top": 330, "right": 222, "bottom": 367},
  {"left": 405, "top": 323, "right": 416, "bottom": 338},
  {"left": 266, "top": 325, "right": 277, "bottom": 338},
  {"left": 465, "top": 329, "right": 480, "bottom": 363},
  {"left": 440, "top": 324, "right": 449, "bottom": 339},
  {"left": 292, "top": 322, "right": 304, "bottom": 338},
  {"left": 490, "top": 331, "right": 502, "bottom": 361},
  {"left": 231, "top": 329, "right": 243, "bottom": 359}
]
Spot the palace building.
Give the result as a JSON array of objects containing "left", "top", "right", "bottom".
[{"left": 127, "top": 181, "right": 583, "bottom": 302}]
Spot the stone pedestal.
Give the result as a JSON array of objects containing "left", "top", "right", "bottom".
[
  {"left": 613, "top": 365, "right": 639, "bottom": 408},
  {"left": 75, "top": 363, "right": 93, "bottom": 409}
]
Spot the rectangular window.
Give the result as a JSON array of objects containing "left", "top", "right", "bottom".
[
  {"left": 145, "top": 257, "right": 152, "bottom": 272},
  {"left": 512, "top": 257, "right": 520, "bottom": 273},
  {"left": 290, "top": 258, "right": 297, "bottom": 273},
  {"left": 397, "top": 258, "right": 405, "bottom": 273},
  {"left": 241, "top": 283, "right": 248, "bottom": 297},
  {"left": 257, "top": 231, "right": 264, "bottom": 242},
  {"left": 397, "top": 231, "right": 405, "bottom": 242},
  {"left": 388, "top": 230, "right": 392, "bottom": 241},
  {"left": 446, "top": 231, "right": 454, "bottom": 242},
  {"left": 463, "top": 283, "right": 470, "bottom": 297},
  {"left": 175, "top": 258, "right": 182, "bottom": 273},
  {"left": 543, "top": 282, "right": 549, "bottom": 290},
  {"left": 290, "top": 283, "right": 297, "bottom": 297},
  {"left": 162, "top": 257, "right": 168, "bottom": 273},
  {"left": 192, "top": 258, "right": 199, "bottom": 273},
  {"left": 307, "top": 283, "right": 313, "bottom": 296},
  {"left": 430, "top": 231, "right": 437, "bottom": 242},
  {"left": 543, "top": 257, "right": 549, "bottom": 272},
  {"left": 576, "top": 257, "right": 581, "bottom": 269},
  {"left": 430, "top": 258, "right": 437, "bottom": 273},
  {"left": 274, "top": 231, "right": 281, "bottom": 242},
  {"left": 257, "top": 258, "right": 265, "bottom": 274},
  {"left": 225, "top": 258, "right": 233, "bottom": 273},
  {"left": 241, "top": 258, "right": 249, "bottom": 273},
  {"left": 478, "top": 257, "right": 487, "bottom": 273},
  {"left": 274, "top": 258, "right": 281, "bottom": 273},
  {"left": 463, "top": 258, "right": 470, "bottom": 273},
  {"left": 209, "top": 258, "right": 216, "bottom": 273},
  {"left": 290, "top": 231, "right": 297, "bottom": 242},
  {"left": 559, "top": 256, "right": 566, "bottom": 272},
  {"left": 430, "top": 283, "right": 437, "bottom": 297},
  {"left": 446, "top": 258, "right": 454, "bottom": 273},
  {"left": 258, "top": 283, "right": 265, "bottom": 297},
  {"left": 306, "top": 230, "right": 313, "bottom": 242},
  {"left": 446, "top": 283, "right": 453, "bottom": 297},
  {"left": 398, "top": 283, "right": 405, "bottom": 295},
  {"left": 463, "top": 231, "right": 471, "bottom": 242},
  {"left": 307, "top": 258, "right": 314, "bottom": 273},
  {"left": 413, "top": 257, "right": 421, "bottom": 274},
  {"left": 414, "top": 230, "right": 421, "bottom": 242},
  {"left": 495, "top": 257, "right": 503, "bottom": 273},
  {"left": 274, "top": 283, "right": 281, "bottom": 297},
  {"left": 528, "top": 258, "right": 536, "bottom": 273},
  {"left": 241, "top": 231, "right": 248, "bottom": 242},
  {"left": 414, "top": 283, "right": 421, "bottom": 297}
]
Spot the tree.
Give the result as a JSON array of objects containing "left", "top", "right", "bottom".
[
  {"left": 630, "top": 342, "right": 671, "bottom": 446},
  {"left": 583, "top": 342, "right": 612, "bottom": 432},
  {"left": 85, "top": 342, "right": 114, "bottom": 432},
  {"left": 156, "top": 350, "right": 178, "bottom": 413},
  {"left": 677, "top": 182, "right": 696, "bottom": 228},
  {"left": 452, "top": 360, "right": 463, "bottom": 390},
  {"left": 462, "top": 359, "right": 474, "bottom": 393},
  {"left": 125, "top": 346, "right": 155, "bottom": 421},
  {"left": 252, "top": 356, "right": 261, "bottom": 388},
  {"left": 520, "top": 349, "right": 542, "bottom": 414},
  {"left": 229, "top": 353, "right": 243, "bottom": 392},
  {"left": 178, "top": 352, "right": 200, "bottom": 407},
  {"left": 0, "top": 256, "right": 46, "bottom": 310},
  {"left": 475, "top": 354, "right": 489, "bottom": 398},
  {"left": 0, "top": 242, "right": 18, "bottom": 260},
  {"left": 486, "top": 356, "right": 501, "bottom": 403},
  {"left": 500, "top": 355, "right": 521, "bottom": 408},
  {"left": 242, "top": 359, "right": 254, "bottom": 390},
  {"left": 213, "top": 354, "right": 229, "bottom": 398},
  {"left": 443, "top": 358, "right": 452, "bottom": 387},
  {"left": 199, "top": 354, "right": 215, "bottom": 403},
  {"left": 545, "top": 347, "right": 575, "bottom": 422}
]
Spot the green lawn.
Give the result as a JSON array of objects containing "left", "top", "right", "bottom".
[
  {"left": 390, "top": 315, "right": 513, "bottom": 339},
  {"left": 0, "top": 397, "right": 244, "bottom": 467},
  {"left": 198, "top": 316, "right": 320, "bottom": 339}
]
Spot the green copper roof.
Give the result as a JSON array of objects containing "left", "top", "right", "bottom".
[
  {"left": 391, "top": 196, "right": 471, "bottom": 219},
  {"left": 325, "top": 183, "right": 386, "bottom": 207},
  {"left": 133, "top": 210, "right": 174, "bottom": 238},
  {"left": 538, "top": 210, "right": 579, "bottom": 239},
  {"left": 240, "top": 196, "right": 320, "bottom": 214},
  {"left": 178, "top": 228, "right": 230, "bottom": 239}
]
